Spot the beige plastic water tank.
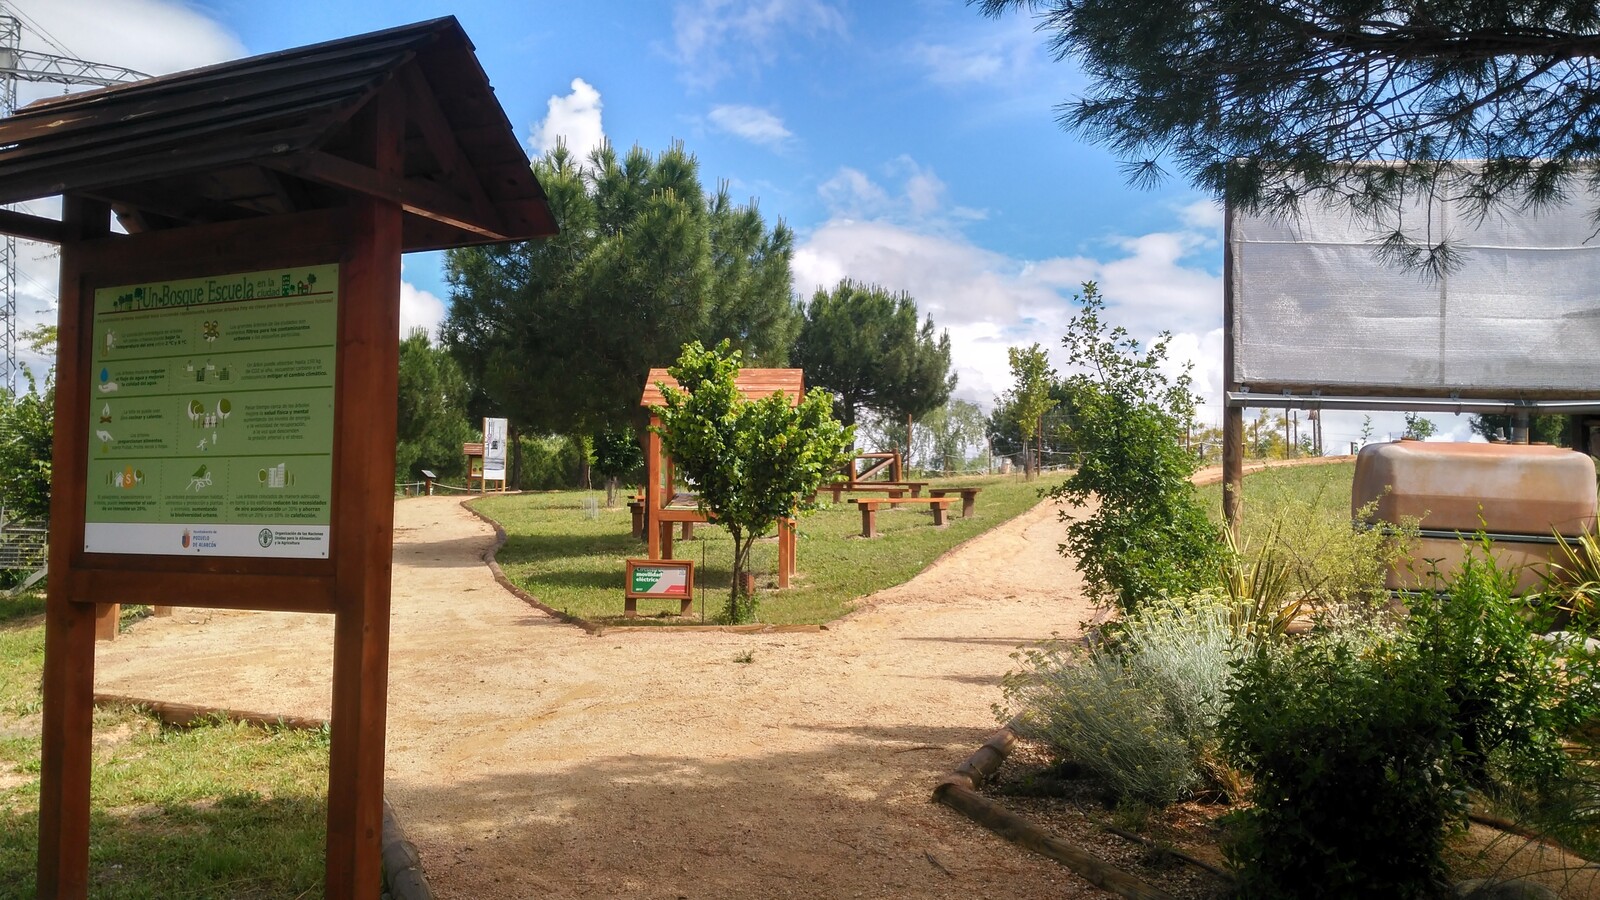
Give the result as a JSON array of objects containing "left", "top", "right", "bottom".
[{"left": 1352, "top": 439, "right": 1598, "bottom": 592}]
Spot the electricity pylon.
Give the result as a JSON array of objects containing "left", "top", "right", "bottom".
[{"left": 0, "top": 12, "right": 147, "bottom": 390}]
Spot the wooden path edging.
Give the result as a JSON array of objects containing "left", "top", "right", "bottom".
[
  {"left": 932, "top": 723, "right": 1176, "bottom": 900},
  {"left": 92, "top": 693, "right": 327, "bottom": 732},
  {"left": 462, "top": 497, "right": 827, "bottom": 636},
  {"left": 460, "top": 498, "right": 606, "bottom": 635},
  {"left": 92, "top": 693, "right": 432, "bottom": 899}
]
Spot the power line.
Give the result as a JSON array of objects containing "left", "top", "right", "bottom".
[
  {"left": 0, "top": 8, "right": 145, "bottom": 390},
  {"left": 6, "top": 3, "right": 77, "bottom": 60}
]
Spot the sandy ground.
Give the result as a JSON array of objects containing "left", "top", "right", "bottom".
[{"left": 96, "top": 495, "right": 1104, "bottom": 899}]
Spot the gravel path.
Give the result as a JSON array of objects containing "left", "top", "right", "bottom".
[{"left": 96, "top": 494, "right": 1104, "bottom": 899}]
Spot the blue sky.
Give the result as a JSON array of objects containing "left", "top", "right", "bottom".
[{"left": 11, "top": 0, "right": 1450, "bottom": 446}]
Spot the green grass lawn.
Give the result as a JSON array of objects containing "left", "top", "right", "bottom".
[
  {"left": 1197, "top": 461, "right": 1357, "bottom": 526},
  {"left": 0, "top": 593, "right": 330, "bottom": 899},
  {"left": 472, "top": 473, "right": 1052, "bottom": 625}
]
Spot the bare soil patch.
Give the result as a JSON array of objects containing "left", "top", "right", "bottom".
[{"left": 96, "top": 493, "right": 1110, "bottom": 898}]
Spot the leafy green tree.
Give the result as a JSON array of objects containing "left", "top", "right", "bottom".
[
  {"left": 442, "top": 141, "right": 799, "bottom": 442},
  {"left": 0, "top": 326, "right": 59, "bottom": 523},
  {"left": 978, "top": 0, "right": 1600, "bottom": 273},
  {"left": 592, "top": 427, "right": 644, "bottom": 508},
  {"left": 1402, "top": 412, "right": 1438, "bottom": 441},
  {"left": 395, "top": 329, "right": 475, "bottom": 484},
  {"left": 653, "top": 340, "right": 851, "bottom": 623},
  {"left": 0, "top": 365, "right": 53, "bottom": 523},
  {"left": 792, "top": 280, "right": 955, "bottom": 437},
  {"left": 1002, "top": 343, "right": 1058, "bottom": 479},
  {"left": 912, "top": 398, "right": 988, "bottom": 473},
  {"left": 988, "top": 381, "right": 1076, "bottom": 463},
  {"left": 1049, "top": 282, "right": 1220, "bottom": 612},
  {"left": 1470, "top": 413, "right": 1569, "bottom": 446}
]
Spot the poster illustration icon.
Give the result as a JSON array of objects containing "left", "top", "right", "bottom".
[{"left": 258, "top": 528, "right": 274, "bottom": 548}]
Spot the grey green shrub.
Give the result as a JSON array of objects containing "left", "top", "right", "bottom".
[{"left": 1003, "top": 596, "right": 1239, "bottom": 803}]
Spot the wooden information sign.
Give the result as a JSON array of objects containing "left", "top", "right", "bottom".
[
  {"left": 0, "top": 18, "right": 558, "bottom": 899},
  {"left": 624, "top": 558, "right": 695, "bottom": 617}
]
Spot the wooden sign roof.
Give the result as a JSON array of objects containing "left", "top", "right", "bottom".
[
  {"left": 641, "top": 368, "right": 805, "bottom": 407},
  {"left": 0, "top": 17, "right": 556, "bottom": 252}
]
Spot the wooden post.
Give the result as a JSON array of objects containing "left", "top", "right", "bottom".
[
  {"left": 1221, "top": 198, "right": 1243, "bottom": 537},
  {"left": 93, "top": 604, "right": 118, "bottom": 641},
  {"left": 645, "top": 419, "right": 662, "bottom": 559},
  {"left": 37, "top": 195, "right": 110, "bottom": 900},
  {"left": 777, "top": 517, "right": 794, "bottom": 588},
  {"left": 325, "top": 83, "right": 402, "bottom": 900}
]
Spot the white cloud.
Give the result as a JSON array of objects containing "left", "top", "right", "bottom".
[
  {"left": 530, "top": 78, "right": 605, "bottom": 161},
  {"left": 10, "top": 0, "right": 244, "bottom": 107},
  {"left": 907, "top": 15, "right": 1055, "bottom": 89},
  {"left": 1179, "top": 199, "right": 1224, "bottom": 231},
  {"left": 796, "top": 159, "right": 1226, "bottom": 414},
  {"left": 670, "top": 0, "right": 846, "bottom": 87},
  {"left": 816, "top": 158, "right": 985, "bottom": 228},
  {"left": 398, "top": 282, "right": 448, "bottom": 340},
  {"left": 708, "top": 104, "right": 792, "bottom": 147}
]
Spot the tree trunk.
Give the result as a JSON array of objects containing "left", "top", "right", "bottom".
[
  {"left": 727, "top": 529, "right": 754, "bottom": 623},
  {"left": 605, "top": 476, "right": 618, "bottom": 509},
  {"left": 1036, "top": 414, "right": 1044, "bottom": 478}
]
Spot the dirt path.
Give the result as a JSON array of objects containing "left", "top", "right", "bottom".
[{"left": 96, "top": 495, "right": 1103, "bottom": 899}]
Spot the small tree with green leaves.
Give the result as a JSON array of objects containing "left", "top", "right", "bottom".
[
  {"left": 592, "top": 427, "right": 644, "bottom": 508},
  {"left": 1050, "top": 282, "right": 1220, "bottom": 613},
  {"left": 1402, "top": 412, "right": 1437, "bottom": 441},
  {"left": 653, "top": 341, "right": 852, "bottom": 622},
  {"left": 1003, "top": 343, "right": 1058, "bottom": 479}
]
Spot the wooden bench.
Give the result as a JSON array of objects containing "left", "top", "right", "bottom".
[
  {"left": 627, "top": 495, "right": 646, "bottom": 538},
  {"left": 827, "top": 480, "right": 929, "bottom": 503},
  {"left": 927, "top": 487, "right": 981, "bottom": 518},
  {"left": 853, "top": 496, "right": 952, "bottom": 537}
]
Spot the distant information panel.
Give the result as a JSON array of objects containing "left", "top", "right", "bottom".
[{"left": 83, "top": 265, "right": 339, "bottom": 558}]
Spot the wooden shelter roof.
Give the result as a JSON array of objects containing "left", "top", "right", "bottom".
[
  {"left": 641, "top": 368, "right": 805, "bottom": 408},
  {"left": 0, "top": 17, "right": 555, "bottom": 251}
]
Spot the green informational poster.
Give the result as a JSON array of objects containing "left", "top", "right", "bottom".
[{"left": 83, "top": 265, "right": 339, "bottom": 558}]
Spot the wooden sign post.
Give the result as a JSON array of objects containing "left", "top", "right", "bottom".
[
  {"left": 624, "top": 558, "right": 695, "bottom": 617},
  {"left": 0, "top": 19, "right": 557, "bottom": 899}
]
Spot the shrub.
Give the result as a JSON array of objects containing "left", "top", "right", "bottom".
[
  {"left": 1049, "top": 283, "right": 1221, "bottom": 613},
  {"left": 1410, "top": 541, "right": 1596, "bottom": 791},
  {"left": 1003, "top": 596, "right": 1239, "bottom": 804},
  {"left": 1220, "top": 637, "right": 1463, "bottom": 899},
  {"left": 1235, "top": 480, "right": 1409, "bottom": 612},
  {"left": 515, "top": 434, "right": 587, "bottom": 490},
  {"left": 1220, "top": 541, "right": 1600, "bottom": 898}
]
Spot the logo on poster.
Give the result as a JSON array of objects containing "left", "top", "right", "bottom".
[{"left": 258, "top": 528, "right": 274, "bottom": 548}]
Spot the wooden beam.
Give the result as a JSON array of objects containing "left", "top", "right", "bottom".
[
  {"left": 1221, "top": 198, "right": 1243, "bottom": 537},
  {"left": 0, "top": 207, "right": 65, "bottom": 243},
  {"left": 265, "top": 150, "right": 509, "bottom": 240},
  {"left": 37, "top": 195, "right": 111, "bottom": 900},
  {"left": 395, "top": 64, "right": 505, "bottom": 234},
  {"left": 324, "top": 81, "right": 402, "bottom": 900}
]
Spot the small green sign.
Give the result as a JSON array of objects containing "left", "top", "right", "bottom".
[
  {"left": 630, "top": 563, "right": 688, "bottom": 596},
  {"left": 83, "top": 265, "right": 339, "bottom": 559}
]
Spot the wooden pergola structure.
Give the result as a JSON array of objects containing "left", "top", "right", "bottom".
[
  {"left": 3, "top": 18, "right": 555, "bottom": 898},
  {"left": 640, "top": 368, "right": 801, "bottom": 588}
]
